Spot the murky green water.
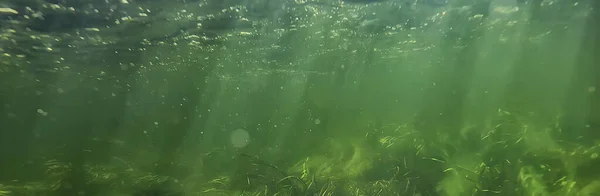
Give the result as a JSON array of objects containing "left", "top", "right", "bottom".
[{"left": 0, "top": 0, "right": 598, "bottom": 195}]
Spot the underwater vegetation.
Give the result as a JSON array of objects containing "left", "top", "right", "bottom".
[{"left": 1, "top": 110, "right": 600, "bottom": 196}]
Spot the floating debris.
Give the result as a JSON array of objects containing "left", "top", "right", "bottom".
[
  {"left": 0, "top": 7, "right": 18, "bottom": 15},
  {"left": 85, "top": 28, "right": 101, "bottom": 32}
]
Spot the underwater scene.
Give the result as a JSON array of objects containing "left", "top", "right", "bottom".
[{"left": 0, "top": 0, "right": 599, "bottom": 195}]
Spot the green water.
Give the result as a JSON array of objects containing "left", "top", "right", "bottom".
[{"left": 0, "top": 0, "right": 598, "bottom": 195}]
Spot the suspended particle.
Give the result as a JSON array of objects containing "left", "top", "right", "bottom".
[
  {"left": 231, "top": 129, "right": 250, "bottom": 148},
  {"left": 37, "top": 109, "right": 48, "bottom": 116}
]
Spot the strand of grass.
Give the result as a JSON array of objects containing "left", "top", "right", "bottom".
[
  {"left": 239, "top": 154, "right": 287, "bottom": 177},
  {"left": 240, "top": 153, "right": 308, "bottom": 193},
  {"left": 277, "top": 176, "right": 307, "bottom": 189},
  {"left": 305, "top": 175, "right": 316, "bottom": 196},
  {"left": 111, "top": 157, "right": 134, "bottom": 171}
]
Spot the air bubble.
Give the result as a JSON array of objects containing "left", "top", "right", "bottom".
[{"left": 37, "top": 109, "right": 48, "bottom": 116}]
